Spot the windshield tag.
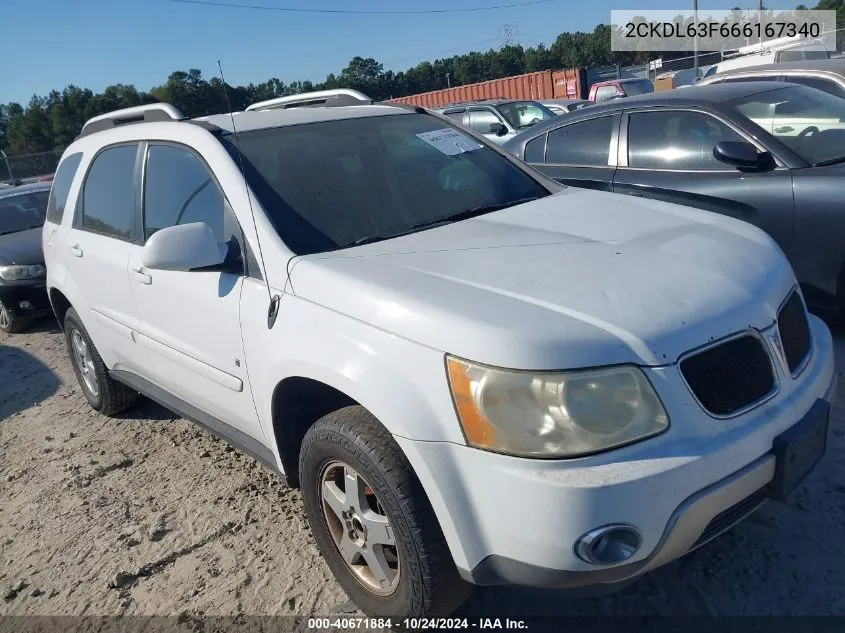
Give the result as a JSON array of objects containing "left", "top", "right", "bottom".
[{"left": 416, "top": 129, "right": 483, "bottom": 156}]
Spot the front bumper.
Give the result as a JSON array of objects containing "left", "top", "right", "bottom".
[
  {"left": 0, "top": 280, "right": 50, "bottom": 317},
  {"left": 396, "top": 315, "right": 836, "bottom": 588}
]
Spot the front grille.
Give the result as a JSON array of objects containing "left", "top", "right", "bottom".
[
  {"left": 690, "top": 489, "right": 768, "bottom": 551},
  {"left": 680, "top": 335, "right": 775, "bottom": 417},
  {"left": 778, "top": 291, "right": 811, "bottom": 374}
]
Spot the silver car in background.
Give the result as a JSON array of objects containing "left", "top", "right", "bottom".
[{"left": 435, "top": 99, "right": 556, "bottom": 144}]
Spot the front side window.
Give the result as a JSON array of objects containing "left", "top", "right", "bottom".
[
  {"left": 467, "top": 109, "right": 503, "bottom": 134},
  {"left": 143, "top": 145, "right": 226, "bottom": 242},
  {"left": 224, "top": 113, "right": 549, "bottom": 255},
  {"left": 81, "top": 144, "right": 137, "bottom": 240},
  {"left": 544, "top": 116, "right": 615, "bottom": 166},
  {"left": 0, "top": 189, "right": 50, "bottom": 236},
  {"left": 729, "top": 85, "right": 845, "bottom": 165},
  {"left": 496, "top": 101, "right": 556, "bottom": 130},
  {"left": 627, "top": 110, "right": 745, "bottom": 170},
  {"left": 46, "top": 152, "right": 83, "bottom": 225}
]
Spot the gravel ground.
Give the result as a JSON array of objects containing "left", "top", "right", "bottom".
[{"left": 1, "top": 318, "right": 844, "bottom": 618}]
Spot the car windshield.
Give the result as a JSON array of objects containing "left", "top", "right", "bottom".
[
  {"left": 622, "top": 80, "right": 655, "bottom": 96},
  {"left": 727, "top": 86, "right": 845, "bottom": 165},
  {"left": 0, "top": 190, "right": 50, "bottom": 236},
  {"left": 223, "top": 112, "right": 550, "bottom": 255},
  {"left": 495, "top": 101, "right": 557, "bottom": 130}
]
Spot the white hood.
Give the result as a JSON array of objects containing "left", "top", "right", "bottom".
[{"left": 288, "top": 188, "right": 796, "bottom": 370}]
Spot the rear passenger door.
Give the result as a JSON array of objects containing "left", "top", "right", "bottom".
[
  {"left": 126, "top": 142, "right": 263, "bottom": 441},
  {"left": 43, "top": 152, "right": 84, "bottom": 294},
  {"left": 523, "top": 113, "right": 619, "bottom": 191},
  {"left": 65, "top": 143, "right": 141, "bottom": 369},
  {"left": 613, "top": 109, "right": 795, "bottom": 255}
]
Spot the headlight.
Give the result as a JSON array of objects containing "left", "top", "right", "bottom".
[
  {"left": 446, "top": 357, "right": 669, "bottom": 458},
  {"left": 0, "top": 264, "right": 46, "bottom": 281}
]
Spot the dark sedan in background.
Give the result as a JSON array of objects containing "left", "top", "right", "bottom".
[
  {"left": 0, "top": 182, "right": 52, "bottom": 333},
  {"left": 503, "top": 82, "right": 845, "bottom": 318}
]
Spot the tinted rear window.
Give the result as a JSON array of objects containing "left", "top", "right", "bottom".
[
  {"left": 225, "top": 113, "right": 548, "bottom": 255},
  {"left": 81, "top": 144, "right": 138, "bottom": 240},
  {"left": 46, "top": 152, "right": 83, "bottom": 225}
]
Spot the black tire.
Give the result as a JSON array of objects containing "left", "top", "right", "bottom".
[
  {"left": 299, "top": 405, "right": 472, "bottom": 618},
  {"left": 0, "top": 298, "right": 27, "bottom": 334},
  {"left": 64, "top": 307, "right": 137, "bottom": 416}
]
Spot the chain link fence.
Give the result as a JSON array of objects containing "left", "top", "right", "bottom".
[{"left": 1, "top": 150, "right": 62, "bottom": 184}]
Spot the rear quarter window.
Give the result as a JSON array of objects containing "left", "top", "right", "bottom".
[{"left": 46, "top": 152, "right": 84, "bottom": 225}]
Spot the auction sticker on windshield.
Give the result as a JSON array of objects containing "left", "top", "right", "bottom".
[{"left": 417, "top": 129, "right": 483, "bottom": 156}]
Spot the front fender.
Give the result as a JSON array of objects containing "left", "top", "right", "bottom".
[
  {"left": 240, "top": 281, "right": 466, "bottom": 452},
  {"left": 240, "top": 280, "right": 480, "bottom": 571}
]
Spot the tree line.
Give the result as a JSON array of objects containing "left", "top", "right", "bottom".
[{"left": 1, "top": 0, "right": 842, "bottom": 159}]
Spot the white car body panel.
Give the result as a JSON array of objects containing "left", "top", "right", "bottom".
[
  {"left": 290, "top": 189, "right": 794, "bottom": 370},
  {"left": 43, "top": 104, "right": 837, "bottom": 594}
]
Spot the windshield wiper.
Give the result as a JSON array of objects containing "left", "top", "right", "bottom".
[
  {"left": 335, "top": 196, "right": 545, "bottom": 250},
  {"left": 814, "top": 156, "right": 845, "bottom": 167},
  {"left": 406, "top": 195, "right": 546, "bottom": 232}
]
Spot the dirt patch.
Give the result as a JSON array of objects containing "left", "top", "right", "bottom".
[{"left": 2, "top": 318, "right": 844, "bottom": 617}]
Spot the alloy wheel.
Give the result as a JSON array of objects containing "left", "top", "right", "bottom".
[
  {"left": 320, "top": 460, "right": 400, "bottom": 595},
  {"left": 71, "top": 329, "right": 99, "bottom": 397}
]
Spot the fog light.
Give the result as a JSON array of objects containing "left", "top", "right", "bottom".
[
  {"left": 19, "top": 301, "right": 34, "bottom": 310},
  {"left": 575, "top": 524, "right": 641, "bottom": 566}
]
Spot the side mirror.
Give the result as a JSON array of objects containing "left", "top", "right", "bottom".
[
  {"left": 142, "top": 222, "right": 226, "bottom": 272},
  {"left": 713, "top": 141, "right": 775, "bottom": 171},
  {"left": 489, "top": 122, "right": 508, "bottom": 136}
]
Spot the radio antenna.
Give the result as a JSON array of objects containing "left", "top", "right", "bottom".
[{"left": 217, "top": 60, "right": 281, "bottom": 329}]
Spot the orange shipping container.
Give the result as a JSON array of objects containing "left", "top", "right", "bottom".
[{"left": 389, "top": 69, "right": 584, "bottom": 109}]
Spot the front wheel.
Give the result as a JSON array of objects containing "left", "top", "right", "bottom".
[
  {"left": 0, "top": 298, "right": 26, "bottom": 334},
  {"left": 299, "top": 406, "right": 471, "bottom": 618}
]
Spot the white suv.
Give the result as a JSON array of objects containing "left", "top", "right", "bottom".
[{"left": 43, "top": 89, "right": 836, "bottom": 618}]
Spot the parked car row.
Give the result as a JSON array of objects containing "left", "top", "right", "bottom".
[
  {"left": 435, "top": 98, "right": 557, "bottom": 144},
  {"left": 23, "top": 86, "right": 836, "bottom": 620},
  {"left": 503, "top": 74, "right": 845, "bottom": 321},
  {"left": 0, "top": 182, "right": 53, "bottom": 332}
]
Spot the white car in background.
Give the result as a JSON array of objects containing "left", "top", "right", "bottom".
[{"left": 42, "top": 89, "right": 835, "bottom": 618}]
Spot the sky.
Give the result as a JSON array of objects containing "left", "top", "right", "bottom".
[{"left": 3, "top": 0, "right": 800, "bottom": 105}]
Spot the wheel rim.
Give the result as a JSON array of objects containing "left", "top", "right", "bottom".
[
  {"left": 320, "top": 461, "right": 400, "bottom": 595},
  {"left": 71, "top": 329, "right": 99, "bottom": 397},
  {"left": 0, "top": 303, "right": 9, "bottom": 330}
]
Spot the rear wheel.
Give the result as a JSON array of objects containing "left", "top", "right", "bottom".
[
  {"left": 299, "top": 405, "right": 471, "bottom": 618},
  {"left": 64, "top": 308, "right": 137, "bottom": 416},
  {"left": 0, "top": 299, "right": 26, "bottom": 334}
]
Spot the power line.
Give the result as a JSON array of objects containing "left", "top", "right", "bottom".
[
  {"left": 168, "top": 0, "right": 559, "bottom": 15},
  {"left": 384, "top": 38, "right": 502, "bottom": 66}
]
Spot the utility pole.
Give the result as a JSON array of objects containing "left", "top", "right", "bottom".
[
  {"left": 498, "top": 23, "right": 517, "bottom": 47},
  {"left": 446, "top": 72, "right": 451, "bottom": 88},
  {"left": 0, "top": 150, "right": 11, "bottom": 183},
  {"left": 693, "top": 0, "right": 699, "bottom": 80}
]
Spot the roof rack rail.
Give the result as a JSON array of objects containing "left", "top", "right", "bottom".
[
  {"left": 246, "top": 89, "right": 373, "bottom": 111},
  {"left": 79, "top": 103, "right": 185, "bottom": 138}
]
